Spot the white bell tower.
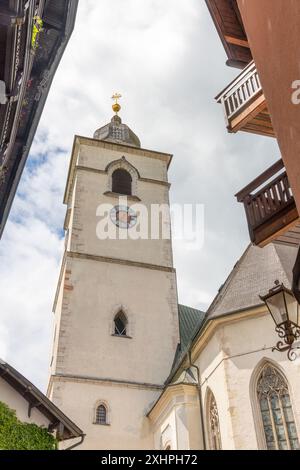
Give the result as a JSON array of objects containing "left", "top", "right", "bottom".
[{"left": 48, "top": 96, "right": 180, "bottom": 449}]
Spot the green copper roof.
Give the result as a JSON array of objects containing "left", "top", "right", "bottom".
[
  {"left": 168, "top": 304, "right": 206, "bottom": 380},
  {"left": 178, "top": 304, "right": 206, "bottom": 352}
]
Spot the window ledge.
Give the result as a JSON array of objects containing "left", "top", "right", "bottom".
[
  {"left": 93, "top": 422, "right": 111, "bottom": 426},
  {"left": 111, "top": 334, "right": 132, "bottom": 339},
  {"left": 103, "top": 191, "right": 141, "bottom": 202}
]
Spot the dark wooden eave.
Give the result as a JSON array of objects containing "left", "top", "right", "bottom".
[
  {"left": 0, "top": 359, "right": 83, "bottom": 440},
  {"left": 205, "top": 0, "right": 252, "bottom": 68},
  {"left": 0, "top": 0, "right": 79, "bottom": 239}
]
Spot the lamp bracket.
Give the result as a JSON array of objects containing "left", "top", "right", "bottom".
[{"left": 272, "top": 342, "right": 300, "bottom": 361}]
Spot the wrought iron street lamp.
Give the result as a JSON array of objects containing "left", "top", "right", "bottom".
[{"left": 260, "top": 281, "right": 300, "bottom": 361}]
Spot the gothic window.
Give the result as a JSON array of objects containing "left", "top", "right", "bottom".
[
  {"left": 207, "top": 390, "right": 222, "bottom": 450},
  {"left": 257, "top": 365, "right": 300, "bottom": 450},
  {"left": 114, "top": 311, "right": 127, "bottom": 337},
  {"left": 112, "top": 169, "right": 132, "bottom": 196},
  {"left": 95, "top": 404, "right": 107, "bottom": 425}
]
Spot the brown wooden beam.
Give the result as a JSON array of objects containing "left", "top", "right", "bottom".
[
  {"left": 224, "top": 34, "right": 249, "bottom": 48},
  {"left": 255, "top": 209, "right": 299, "bottom": 247},
  {"left": 230, "top": 94, "right": 267, "bottom": 133},
  {"left": 241, "top": 126, "right": 275, "bottom": 138}
]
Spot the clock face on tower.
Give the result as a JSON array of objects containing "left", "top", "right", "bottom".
[{"left": 110, "top": 205, "right": 137, "bottom": 229}]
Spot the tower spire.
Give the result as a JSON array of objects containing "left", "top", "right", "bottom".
[{"left": 93, "top": 93, "right": 141, "bottom": 147}]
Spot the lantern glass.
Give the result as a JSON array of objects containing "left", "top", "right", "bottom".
[
  {"left": 284, "top": 290, "right": 299, "bottom": 325},
  {"left": 265, "top": 289, "right": 288, "bottom": 326}
]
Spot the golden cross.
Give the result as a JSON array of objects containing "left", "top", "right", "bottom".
[{"left": 112, "top": 93, "right": 122, "bottom": 104}]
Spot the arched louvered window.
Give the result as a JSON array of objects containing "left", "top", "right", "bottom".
[
  {"left": 112, "top": 169, "right": 132, "bottom": 195},
  {"left": 207, "top": 390, "right": 222, "bottom": 450},
  {"left": 257, "top": 365, "right": 300, "bottom": 450},
  {"left": 95, "top": 404, "right": 107, "bottom": 425},
  {"left": 114, "top": 311, "right": 127, "bottom": 337}
]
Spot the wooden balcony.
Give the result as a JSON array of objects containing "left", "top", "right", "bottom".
[
  {"left": 216, "top": 61, "right": 275, "bottom": 138},
  {"left": 236, "top": 160, "right": 300, "bottom": 247}
]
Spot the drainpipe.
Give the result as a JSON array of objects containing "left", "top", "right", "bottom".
[
  {"left": 64, "top": 434, "right": 85, "bottom": 451},
  {"left": 188, "top": 351, "right": 207, "bottom": 450}
]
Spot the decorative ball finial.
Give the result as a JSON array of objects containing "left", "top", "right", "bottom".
[{"left": 112, "top": 92, "right": 122, "bottom": 115}]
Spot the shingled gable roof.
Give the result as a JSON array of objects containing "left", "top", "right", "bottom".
[
  {"left": 165, "top": 243, "right": 298, "bottom": 386},
  {"left": 206, "top": 243, "right": 299, "bottom": 321}
]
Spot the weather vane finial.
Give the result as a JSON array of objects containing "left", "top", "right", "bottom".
[{"left": 112, "top": 92, "right": 122, "bottom": 115}]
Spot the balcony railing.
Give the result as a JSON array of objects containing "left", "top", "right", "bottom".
[
  {"left": 216, "top": 61, "right": 262, "bottom": 123},
  {"left": 236, "top": 160, "right": 299, "bottom": 246},
  {"left": 215, "top": 60, "right": 274, "bottom": 137}
]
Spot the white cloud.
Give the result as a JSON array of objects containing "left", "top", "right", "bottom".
[{"left": 0, "top": 0, "right": 279, "bottom": 390}]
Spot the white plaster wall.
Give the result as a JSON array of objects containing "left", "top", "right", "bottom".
[
  {"left": 78, "top": 144, "right": 168, "bottom": 182},
  {"left": 151, "top": 388, "right": 202, "bottom": 451},
  {"left": 50, "top": 262, "right": 67, "bottom": 376},
  {"left": 153, "top": 409, "right": 177, "bottom": 450},
  {"left": 0, "top": 378, "right": 50, "bottom": 428},
  {"left": 175, "top": 404, "right": 194, "bottom": 450},
  {"left": 196, "top": 311, "right": 300, "bottom": 450},
  {"left": 49, "top": 139, "right": 179, "bottom": 450},
  {"left": 65, "top": 177, "right": 79, "bottom": 249},
  {"left": 184, "top": 400, "right": 204, "bottom": 450},
  {"left": 70, "top": 163, "right": 173, "bottom": 267},
  {"left": 197, "top": 329, "right": 235, "bottom": 450},
  {"left": 52, "top": 257, "right": 179, "bottom": 385},
  {"left": 49, "top": 379, "right": 158, "bottom": 450}
]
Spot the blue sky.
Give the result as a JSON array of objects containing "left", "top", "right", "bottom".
[{"left": 0, "top": 0, "right": 279, "bottom": 390}]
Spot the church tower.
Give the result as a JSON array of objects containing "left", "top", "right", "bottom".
[{"left": 47, "top": 96, "right": 180, "bottom": 449}]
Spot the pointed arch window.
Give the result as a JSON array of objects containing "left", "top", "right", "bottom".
[
  {"left": 114, "top": 311, "right": 128, "bottom": 337},
  {"left": 112, "top": 169, "right": 132, "bottom": 196},
  {"left": 95, "top": 404, "right": 107, "bottom": 425},
  {"left": 207, "top": 391, "right": 222, "bottom": 450},
  {"left": 257, "top": 365, "right": 300, "bottom": 450}
]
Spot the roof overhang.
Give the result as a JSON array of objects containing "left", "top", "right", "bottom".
[
  {"left": 0, "top": 359, "right": 84, "bottom": 441},
  {"left": 168, "top": 304, "right": 267, "bottom": 384},
  {"left": 205, "top": 0, "right": 252, "bottom": 68}
]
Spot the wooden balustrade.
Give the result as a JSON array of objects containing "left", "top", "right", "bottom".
[
  {"left": 236, "top": 160, "right": 299, "bottom": 246},
  {"left": 216, "top": 61, "right": 274, "bottom": 137},
  {"left": 217, "top": 61, "right": 262, "bottom": 120}
]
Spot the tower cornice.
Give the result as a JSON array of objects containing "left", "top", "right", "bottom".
[{"left": 63, "top": 135, "right": 173, "bottom": 206}]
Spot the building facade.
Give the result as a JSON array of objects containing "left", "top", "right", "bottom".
[
  {"left": 150, "top": 243, "right": 300, "bottom": 451},
  {"left": 205, "top": 0, "right": 300, "bottom": 298},
  {"left": 47, "top": 110, "right": 181, "bottom": 449},
  {"left": 47, "top": 105, "right": 300, "bottom": 450}
]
